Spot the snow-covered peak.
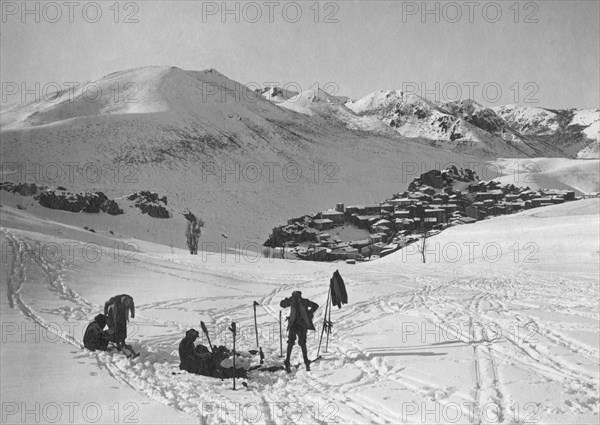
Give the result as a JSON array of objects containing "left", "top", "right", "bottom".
[
  {"left": 345, "top": 90, "right": 437, "bottom": 116},
  {"left": 258, "top": 86, "right": 299, "bottom": 103},
  {"left": 491, "top": 104, "right": 561, "bottom": 135},
  {"left": 278, "top": 88, "right": 347, "bottom": 116}
]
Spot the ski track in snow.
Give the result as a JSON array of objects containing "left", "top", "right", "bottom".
[{"left": 2, "top": 227, "right": 598, "bottom": 424}]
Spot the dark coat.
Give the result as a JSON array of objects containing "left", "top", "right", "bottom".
[
  {"left": 280, "top": 296, "right": 319, "bottom": 331},
  {"left": 330, "top": 270, "right": 348, "bottom": 309},
  {"left": 83, "top": 322, "right": 110, "bottom": 351},
  {"left": 179, "top": 337, "right": 199, "bottom": 373},
  {"left": 104, "top": 295, "right": 135, "bottom": 343},
  {"left": 178, "top": 337, "right": 213, "bottom": 374}
]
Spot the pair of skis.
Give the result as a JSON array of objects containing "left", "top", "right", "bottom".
[
  {"left": 200, "top": 319, "right": 240, "bottom": 390},
  {"left": 199, "top": 300, "right": 324, "bottom": 388}
]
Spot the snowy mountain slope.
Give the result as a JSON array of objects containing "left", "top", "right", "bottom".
[
  {"left": 1, "top": 198, "right": 598, "bottom": 424},
  {"left": 346, "top": 91, "right": 533, "bottom": 158},
  {"left": 277, "top": 87, "right": 396, "bottom": 135},
  {"left": 493, "top": 105, "right": 600, "bottom": 158},
  {"left": 257, "top": 86, "right": 299, "bottom": 103},
  {"left": 0, "top": 66, "right": 474, "bottom": 247},
  {"left": 345, "top": 90, "right": 599, "bottom": 158},
  {"left": 490, "top": 157, "right": 600, "bottom": 194},
  {"left": 278, "top": 88, "right": 345, "bottom": 116}
]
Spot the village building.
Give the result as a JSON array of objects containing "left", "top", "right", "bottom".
[
  {"left": 344, "top": 205, "right": 360, "bottom": 216},
  {"left": 373, "top": 225, "right": 392, "bottom": 235},
  {"left": 424, "top": 208, "right": 447, "bottom": 223},
  {"left": 368, "top": 233, "right": 385, "bottom": 244},
  {"left": 531, "top": 197, "right": 552, "bottom": 207},
  {"left": 519, "top": 190, "right": 536, "bottom": 200},
  {"left": 349, "top": 239, "right": 371, "bottom": 249},
  {"left": 312, "top": 218, "right": 334, "bottom": 231},
  {"left": 393, "top": 210, "right": 411, "bottom": 219},
  {"left": 466, "top": 205, "right": 486, "bottom": 220},
  {"left": 476, "top": 190, "right": 504, "bottom": 202},
  {"left": 438, "top": 204, "right": 460, "bottom": 214},
  {"left": 394, "top": 218, "right": 416, "bottom": 231},
  {"left": 300, "top": 247, "right": 329, "bottom": 262},
  {"left": 266, "top": 167, "right": 581, "bottom": 263},
  {"left": 356, "top": 205, "right": 382, "bottom": 215},
  {"left": 287, "top": 215, "right": 311, "bottom": 225},
  {"left": 361, "top": 242, "right": 388, "bottom": 257},
  {"left": 388, "top": 198, "right": 416, "bottom": 207},
  {"left": 328, "top": 246, "right": 359, "bottom": 261},
  {"left": 320, "top": 209, "right": 346, "bottom": 224}
]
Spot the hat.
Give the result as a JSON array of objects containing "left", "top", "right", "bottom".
[
  {"left": 95, "top": 314, "right": 107, "bottom": 327},
  {"left": 292, "top": 291, "right": 302, "bottom": 298},
  {"left": 186, "top": 329, "right": 200, "bottom": 338}
]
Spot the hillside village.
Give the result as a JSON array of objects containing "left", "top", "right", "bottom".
[{"left": 264, "top": 166, "right": 582, "bottom": 262}]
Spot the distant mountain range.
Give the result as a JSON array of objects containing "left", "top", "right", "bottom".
[
  {"left": 344, "top": 91, "right": 598, "bottom": 159},
  {"left": 1, "top": 66, "right": 597, "bottom": 244},
  {"left": 0, "top": 66, "right": 471, "bottom": 244}
]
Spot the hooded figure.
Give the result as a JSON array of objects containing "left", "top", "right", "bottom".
[
  {"left": 104, "top": 294, "right": 135, "bottom": 349},
  {"left": 280, "top": 291, "right": 318, "bottom": 371},
  {"left": 83, "top": 314, "right": 110, "bottom": 351},
  {"left": 178, "top": 329, "right": 217, "bottom": 375}
]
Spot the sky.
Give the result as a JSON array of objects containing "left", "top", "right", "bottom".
[{"left": 1, "top": 0, "right": 599, "bottom": 108}]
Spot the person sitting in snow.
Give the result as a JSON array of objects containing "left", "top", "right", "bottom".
[
  {"left": 280, "top": 291, "right": 319, "bottom": 372},
  {"left": 83, "top": 314, "right": 110, "bottom": 351},
  {"left": 104, "top": 294, "right": 135, "bottom": 351},
  {"left": 178, "top": 329, "right": 215, "bottom": 374},
  {"left": 178, "top": 330, "right": 248, "bottom": 378}
]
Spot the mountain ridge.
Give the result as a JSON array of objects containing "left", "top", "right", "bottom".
[{"left": 1, "top": 66, "right": 478, "bottom": 245}]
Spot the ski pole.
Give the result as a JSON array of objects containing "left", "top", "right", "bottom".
[
  {"left": 253, "top": 301, "right": 260, "bottom": 348},
  {"left": 325, "top": 292, "right": 332, "bottom": 353},
  {"left": 200, "top": 321, "right": 213, "bottom": 353},
  {"left": 317, "top": 285, "right": 331, "bottom": 357},
  {"left": 279, "top": 310, "right": 283, "bottom": 358},
  {"left": 229, "top": 321, "right": 237, "bottom": 390}
]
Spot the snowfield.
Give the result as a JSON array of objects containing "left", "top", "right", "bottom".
[{"left": 1, "top": 197, "right": 598, "bottom": 424}]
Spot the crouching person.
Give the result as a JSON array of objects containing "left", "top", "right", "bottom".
[
  {"left": 83, "top": 314, "right": 110, "bottom": 351},
  {"left": 178, "top": 330, "right": 247, "bottom": 379},
  {"left": 178, "top": 329, "right": 214, "bottom": 375}
]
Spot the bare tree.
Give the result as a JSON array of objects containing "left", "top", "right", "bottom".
[{"left": 186, "top": 217, "right": 204, "bottom": 255}]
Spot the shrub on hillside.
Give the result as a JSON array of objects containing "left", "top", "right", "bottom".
[{"left": 185, "top": 216, "right": 204, "bottom": 255}]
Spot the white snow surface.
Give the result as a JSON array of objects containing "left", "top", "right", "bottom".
[
  {"left": 490, "top": 157, "right": 600, "bottom": 194},
  {"left": 1, "top": 198, "right": 599, "bottom": 424}
]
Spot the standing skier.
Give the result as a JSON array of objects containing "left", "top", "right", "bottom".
[
  {"left": 104, "top": 294, "right": 135, "bottom": 352},
  {"left": 280, "top": 291, "right": 319, "bottom": 372}
]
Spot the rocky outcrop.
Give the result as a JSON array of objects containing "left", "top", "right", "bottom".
[
  {"left": 128, "top": 191, "right": 170, "bottom": 218},
  {"left": 408, "top": 166, "right": 479, "bottom": 192},
  {"left": 35, "top": 189, "right": 124, "bottom": 215},
  {"left": 264, "top": 218, "right": 318, "bottom": 247},
  {"left": 0, "top": 182, "right": 42, "bottom": 196}
]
